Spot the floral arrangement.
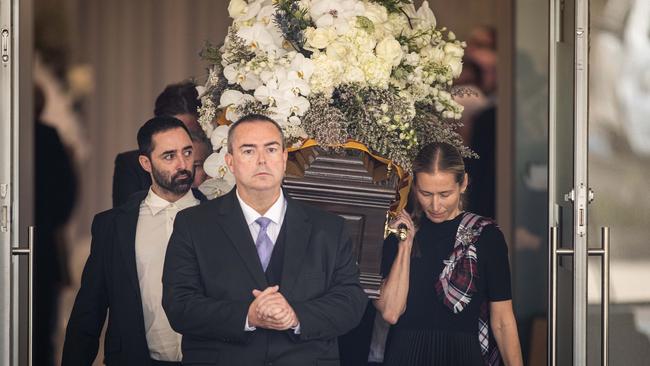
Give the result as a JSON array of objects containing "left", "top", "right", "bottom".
[{"left": 198, "top": 0, "right": 474, "bottom": 198}]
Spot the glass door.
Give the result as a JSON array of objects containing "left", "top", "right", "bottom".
[
  {"left": 548, "top": 0, "right": 576, "bottom": 363},
  {"left": 587, "top": 0, "right": 650, "bottom": 364},
  {"left": 548, "top": 0, "right": 606, "bottom": 365}
]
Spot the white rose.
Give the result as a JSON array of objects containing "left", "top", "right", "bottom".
[
  {"left": 445, "top": 55, "right": 463, "bottom": 78},
  {"left": 375, "top": 37, "right": 403, "bottom": 67},
  {"left": 443, "top": 42, "right": 464, "bottom": 58},
  {"left": 228, "top": 0, "right": 248, "bottom": 19},
  {"left": 364, "top": 3, "right": 388, "bottom": 24},
  {"left": 306, "top": 27, "right": 334, "bottom": 49},
  {"left": 422, "top": 47, "right": 445, "bottom": 63}
]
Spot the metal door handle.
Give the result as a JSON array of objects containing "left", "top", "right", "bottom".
[
  {"left": 588, "top": 227, "right": 609, "bottom": 366},
  {"left": 11, "top": 226, "right": 33, "bottom": 366},
  {"left": 550, "top": 226, "right": 610, "bottom": 366},
  {"left": 549, "top": 226, "right": 574, "bottom": 366}
]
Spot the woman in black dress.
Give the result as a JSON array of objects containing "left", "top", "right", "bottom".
[{"left": 374, "top": 142, "right": 523, "bottom": 366}]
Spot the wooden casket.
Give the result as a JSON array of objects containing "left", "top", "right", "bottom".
[{"left": 283, "top": 146, "right": 400, "bottom": 298}]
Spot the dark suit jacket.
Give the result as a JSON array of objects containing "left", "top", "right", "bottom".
[
  {"left": 112, "top": 150, "right": 152, "bottom": 207},
  {"left": 162, "top": 189, "right": 368, "bottom": 366},
  {"left": 62, "top": 189, "right": 206, "bottom": 366}
]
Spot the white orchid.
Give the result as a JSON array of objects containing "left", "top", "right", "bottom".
[
  {"left": 229, "top": 0, "right": 274, "bottom": 23},
  {"left": 280, "top": 73, "right": 311, "bottom": 97},
  {"left": 271, "top": 91, "right": 310, "bottom": 117},
  {"left": 289, "top": 53, "right": 315, "bottom": 82},
  {"left": 228, "top": 0, "right": 257, "bottom": 21},
  {"left": 255, "top": 4, "right": 276, "bottom": 26},
  {"left": 309, "top": 0, "right": 365, "bottom": 35},
  {"left": 237, "top": 22, "right": 284, "bottom": 54},
  {"left": 198, "top": 174, "right": 236, "bottom": 199},
  {"left": 219, "top": 89, "right": 255, "bottom": 121},
  {"left": 254, "top": 83, "right": 285, "bottom": 106},
  {"left": 223, "top": 64, "right": 262, "bottom": 90},
  {"left": 402, "top": 1, "right": 437, "bottom": 29},
  {"left": 210, "top": 125, "right": 230, "bottom": 150},
  {"left": 203, "top": 149, "right": 230, "bottom": 179}
]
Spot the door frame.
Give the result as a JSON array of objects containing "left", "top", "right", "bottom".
[
  {"left": 1, "top": 0, "right": 34, "bottom": 365},
  {"left": 548, "top": 0, "right": 598, "bottom": 365}
]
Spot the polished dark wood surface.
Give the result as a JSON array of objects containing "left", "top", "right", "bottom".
[{"left": 284, "top": 146, "right": 399, "bottom": 297}]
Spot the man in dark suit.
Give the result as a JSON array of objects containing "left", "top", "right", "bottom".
[
  {"left": 112, "top": 81, "right": 205, "bottom": 207},
  {"left": 162, "top": 114, "right": 368, "bottom": 366},
  {"left": 63, "top": 117, "right": 207, "bottom": 366}
]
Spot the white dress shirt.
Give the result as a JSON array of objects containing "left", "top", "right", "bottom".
[
  {"left": 237, "top": 190, "right": 303, "bottom": 333},
  {"left": 135, "top": 188, "right": 199, "bottom": 361},
  {"left": 236, "top": 189, "right": 287, "bottom": 247}
]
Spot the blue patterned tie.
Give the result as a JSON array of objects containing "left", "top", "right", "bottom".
[{"left": 254, "top": 217, "right": 273, "bottom": 271}]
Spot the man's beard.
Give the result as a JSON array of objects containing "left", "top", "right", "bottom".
[{"left": 152, "top": 166, "right": 194, "bottom": 195}]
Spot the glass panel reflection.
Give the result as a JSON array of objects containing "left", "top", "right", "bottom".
[{"left": 589, "top": 0, "right": 650, "bottom": 364}]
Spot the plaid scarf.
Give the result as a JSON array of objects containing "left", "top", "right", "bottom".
[{"left": 434, "top": 212, "right": 502, "bottom": 366}]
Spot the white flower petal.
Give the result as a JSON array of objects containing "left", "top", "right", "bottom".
[
  {"left": 219, "top": 89, "right": 244, "bottom": 108},
  {"left": 210, "top": 125, "right": 230, "bottom": 150}
]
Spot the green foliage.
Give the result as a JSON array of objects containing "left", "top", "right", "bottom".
[
  {"left": 199, "top": 41, "right": 222, "bottom": 64},
  {"left": 368, "top": 0, "right": 412, "bottom": 14},
  {"left": 356, "top": 16, "right": 375, "bottom": 34},
  {"left": 274, "top": 0, "right": 314, "bottom": 55}
]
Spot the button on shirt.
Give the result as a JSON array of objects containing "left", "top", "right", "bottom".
[{"left": 135, "top": 188, "right": 199, "bottom": 361}]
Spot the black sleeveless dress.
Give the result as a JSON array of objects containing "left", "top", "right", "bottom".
[{"left": 381, "top": 213, "right": 512, "bottom": 366}]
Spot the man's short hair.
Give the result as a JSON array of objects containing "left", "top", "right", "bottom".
[
  {"left": 227, "top": 114, "right": 286, "bottom": 153},
  {"left": 154, "top": 81, "right": 200, "bottom": 118},
  {"left": 137, "top": 116, "right": 192, "bottom": 158}
]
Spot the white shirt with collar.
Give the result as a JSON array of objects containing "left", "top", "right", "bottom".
[
  {"left": 236, "top": 189, "right": 287, "bottom": 247},
  {"left": 237, "top": 189, "right": 304, "bottom": 333},
  {"left": 135, "top": 188, "right": 199, "bottom": 362}
]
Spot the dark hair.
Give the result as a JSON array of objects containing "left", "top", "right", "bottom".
[
  {"left": 153, "top": 81, "right": 200, "bottom": 118},
  {"left": 137, "top": 116, "right": 191, "bottom": 158},
  {"left": 408, "top": 142, "right": 467, "bottom": 223},
  {"left": 227, "top": 114, "right": 286, "bottom": 153}
]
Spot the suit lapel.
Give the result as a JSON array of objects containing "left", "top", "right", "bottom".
[
  {"left": 114, "top": 193, "right": 145, "bottom": 302},
  {"left": 280, "top": 198, "right": 312, "bottom": 296},
  {"left": 216, "top": 191, "right": 268, "bottom": 289}
]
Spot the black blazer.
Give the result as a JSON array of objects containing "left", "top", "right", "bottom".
[
  {"left": 62, "top": 189, "right": 206, "bottom": 366},
  {"left": 112, "top": 150, "right": 151, "bottom": 207},
  {"left": 162, "top": 189, "right": 368, "bottom": 366}
]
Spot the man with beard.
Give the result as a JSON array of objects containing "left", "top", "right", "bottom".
[
  {"left": 112, "top": 81, "right": 205, "bottom": 207},
  {"left": 62, "top": 117, "right": 206, "bottom": 366}
]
